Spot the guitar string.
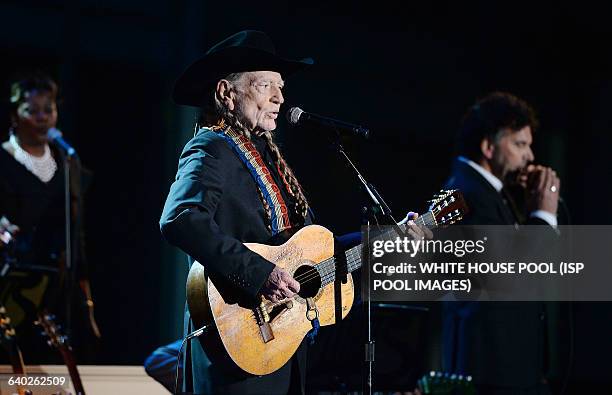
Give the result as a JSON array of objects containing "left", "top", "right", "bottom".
[
  {"left": 213, "top": 205, "right": 451, "bottom": 316},
  {"left": 269, "top": 212, "right": 438, "bottom": 300},
  {"left": 259, "top": 214, "right": 437, "bottom": 310},
  {"left": 260, "top": 252, "right": 364, "bottom": 310},
  {"left": 285, "top": 213, "right": 433, "bottom": 285},
  {"left": 219, "top": 205, "right": 458, "bottom": 315},
  {"left": 272, "top": 201, "right": 460, "bottom": 303},
  {"left": 275, "top": 214, "right": 435, "bottom": 288}
]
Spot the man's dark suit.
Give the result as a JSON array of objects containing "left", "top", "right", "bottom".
[
  {"left": 443, "top": 158, "right": 550, "bottom": 394},
  {"left": 160, "top": 128, "right": 310, "bottom": 394}
]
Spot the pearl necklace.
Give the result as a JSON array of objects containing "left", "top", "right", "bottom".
[{"left": 9, "top": 134, "right": 58, "bottom": 183}]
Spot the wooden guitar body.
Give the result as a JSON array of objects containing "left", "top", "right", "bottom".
[{"left": 187, "top": 225, "right": 354, "bottom": 375}]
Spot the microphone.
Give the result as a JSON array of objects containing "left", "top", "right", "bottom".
[
  {"left": 47, "top": 128, "right": 77, "bottom": 157},
  {"left": 286, "top": 107, "right": 370, "bottom": 138}
]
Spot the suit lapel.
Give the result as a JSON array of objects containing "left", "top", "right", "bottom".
[{"left": 450, "top": 159, "right": 518, "bottom": 225}]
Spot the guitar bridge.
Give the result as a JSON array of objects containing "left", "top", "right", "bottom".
[{"left": 255, "top": 298, "right": 274, "bottom": 343}]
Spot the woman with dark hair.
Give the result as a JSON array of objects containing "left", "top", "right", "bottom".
[
  {"left": 0, "top": 73, "right": 97, "bottom": 364},
  {"left": 4, "top": 74, "right": 59, "bottom": 178}
]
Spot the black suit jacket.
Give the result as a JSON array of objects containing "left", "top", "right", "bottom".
[
  {"left": 442, "top": 158, "right": 549, "bottom": 389},
  {"left": 160, "top": 128, "right": 310, "bottom": 394}
]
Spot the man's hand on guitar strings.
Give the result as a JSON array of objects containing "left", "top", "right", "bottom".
[{"left": 261, "top": 266, "right": 300, "bottom": 303}]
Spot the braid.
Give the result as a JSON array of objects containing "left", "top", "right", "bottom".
[
  {"left": 256, "top": 187, "right": 273, "bottom": 232},
  {"left": 260, "top": 131, "right": 309, "bottom": 221},
  {"left": 219, "top": 106, "right": 253, "bottom": 140}
]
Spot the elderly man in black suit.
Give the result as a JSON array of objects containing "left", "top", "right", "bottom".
[
  {"left": 160, "top": 30, "right": 427, "bottom": 395},
  {"left": 443, "top": 92, "right": 560, "bottom": 395},
  {"left": 160, "top": 30, "right": 314, "bottom": 395}
]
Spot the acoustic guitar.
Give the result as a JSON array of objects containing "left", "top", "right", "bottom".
[{"left": 187, "top": 190, "right": 467, "bottom": 375}]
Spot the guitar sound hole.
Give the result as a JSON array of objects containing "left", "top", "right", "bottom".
[{"left": 294, "top": 265, "right": 321, "bottom": 298}]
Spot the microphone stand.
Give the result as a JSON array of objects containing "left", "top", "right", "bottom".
[
  {"left": 60, "top": 149, "right": 80, "bottom": 339},
  {"left": 330, "top": 140, "right": 398, "bottom": 395}
]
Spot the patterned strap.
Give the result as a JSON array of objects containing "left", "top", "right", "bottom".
[{"left": 220, "top": 127, "right": 292, "bottom": 235}]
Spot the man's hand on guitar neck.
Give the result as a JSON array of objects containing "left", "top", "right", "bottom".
[
  {"left": 261, "top": 266, "right": 300, "bottom": 303},
  {"left": 400, "top": 212, "right": 434, "bottom": 240}
]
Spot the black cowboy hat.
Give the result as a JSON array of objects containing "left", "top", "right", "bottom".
[{"left": 172, "top": 30, "right": 313, "bottom": 106}]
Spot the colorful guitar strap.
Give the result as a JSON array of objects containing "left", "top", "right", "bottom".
[{"left": 218, "top": 125, "right": 293, "bottom": 235}]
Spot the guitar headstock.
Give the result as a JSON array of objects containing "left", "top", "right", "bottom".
[
  {"left": 34, "top": 311, "right": 67, "bottom": 350},
  {"left": 0, "top": 306, "right": 17, "bottom": 349},
  {"left": 428, "top": 190, "right": 468, "bottom": 227},
  {"left": 35, "top": 312, "right": 83, "bottom": 394},
  {"left": 418, "top": 370, "right": 475, "bottom": 394}
]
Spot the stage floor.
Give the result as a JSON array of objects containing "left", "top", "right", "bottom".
[{"left": 0, "top": 364, "right": 168, "bottom": 394}]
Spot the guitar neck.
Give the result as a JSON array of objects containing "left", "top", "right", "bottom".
[
  {"left": 315, "top": 211, "right": 438, "bottom": 286},
  {"left": 5, "top": 344, "right": 31, "bottom": 395},
  {"left": 8, "top": 344, "right": 26, "bottom": 375},
  {"left": 58, "top": 346, "right": 85, "bottom": 395},
  {"left": 35, "top": 310, "right": 86, "bottom": 395}
]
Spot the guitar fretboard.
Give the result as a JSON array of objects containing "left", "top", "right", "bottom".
[{"left": 313, "top": 211, "right": 437, "bottom": 287}]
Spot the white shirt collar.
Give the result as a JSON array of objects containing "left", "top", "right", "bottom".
[{"left": 457, "top": 156, "right": 503, "bottom": 192}]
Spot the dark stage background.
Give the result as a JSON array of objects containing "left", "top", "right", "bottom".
[{"left": 0, "top": 0, "right": 611, "bottom": 392}]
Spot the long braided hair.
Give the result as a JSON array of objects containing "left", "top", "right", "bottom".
[{"left": 197, "top": 72, "right": 309, "bottom": 227}]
